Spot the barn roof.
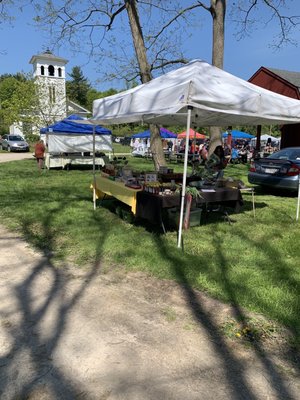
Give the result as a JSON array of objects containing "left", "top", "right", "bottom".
[{"left": 266, "top": 67, "right": 300, "bottom": 89}]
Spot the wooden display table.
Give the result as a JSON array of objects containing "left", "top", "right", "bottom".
[{"left": 94, "top": 175, "right": 142, "bottom": 214}]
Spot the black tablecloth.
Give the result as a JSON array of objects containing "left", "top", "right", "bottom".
[
  {"left": 136, "top": 187, "right": 243, "bottom": 225},
  {"left": 198, "top": 187, "right": 243, "bottom": 211},
  {"left": 136, "top": 191, "right": 181, "bottom": 225}
]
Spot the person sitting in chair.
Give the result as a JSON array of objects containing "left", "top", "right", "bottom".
[
  {"left": 231, "top": 147, "right": 239, "bottom": 163},
  {"left": 239, "top": 144, "right": 248, "bottom": 163},
  {"left": 264, "top": 138, "right": 273, "bottom": 156},
  {"left": 202, "top": 145, "right": 227, "bottom": 179}
]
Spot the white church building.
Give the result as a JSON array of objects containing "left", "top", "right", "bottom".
[{"left": 11, "top": 49, "right": 90, "bottom": 136}]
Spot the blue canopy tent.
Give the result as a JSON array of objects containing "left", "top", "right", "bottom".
[
  {"left": 222, "top": 130, "right": 255, "bottom": 139},
  {"left": 40, "top": 115, "right": 112, "bottom": 153},
  {"left": 40, "top": 114, "right": 111, "bottom": 136},
  {"left": 131, "top": 127, "right": 177, "bottom": 139}
]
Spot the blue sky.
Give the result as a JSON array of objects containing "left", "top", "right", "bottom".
[{"left": 1, "top": 1, "right": 299, "bottom": 91}]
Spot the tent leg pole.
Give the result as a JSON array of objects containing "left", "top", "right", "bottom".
[
  {"left": 93, "top": 188, "right": 96, "bottom": 211},
  {"left": 296, "top": 175, "right": 300, "bottom": 221},
  {"left": 93, "top": 125, "right": 96, "bottom": 211},
  {"left": 177, "top": 106, "right": 193, "bottom": 249}
]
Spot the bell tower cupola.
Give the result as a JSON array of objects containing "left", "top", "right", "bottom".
[{"left": 29, "top": 49, "right": 69, "bottom": 122}]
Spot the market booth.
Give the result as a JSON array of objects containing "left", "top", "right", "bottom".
[
  {"left": 86, "top": 59, "right": 300, "bottom": 247},
  {"left": 41, "top": 115, "right": 112, "bottom": 169},
  {"left": 94, "top": 162, "right": 244, "bottom": 234}
]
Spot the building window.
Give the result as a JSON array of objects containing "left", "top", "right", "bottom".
[
  {"left": 58, "top": 67, "right": 62, "bottom": 77},
  {"left": 49, "top": 86, "right": 56, "bottom": 103},
  {"left": 48, "top": 65, "right": 55, "bottom": 77},
  {"left": 41, "top": 66, "right": 45, "bottom": 76}
]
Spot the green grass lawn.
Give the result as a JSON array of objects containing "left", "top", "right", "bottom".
[
  {"left": 111, "top": 143, "right": 131, "bottom": 154},
  {"left": 0, "top": 156, "right": 300, "bottom": 347}
]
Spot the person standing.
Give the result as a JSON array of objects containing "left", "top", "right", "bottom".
[
  {"left": 34, "top": 139, "right": 46, "bottom": 172},
  {"left": 199, "top": 143, "right": 208, "bottom": 164},
  {"left": 167, "top": 139, "right": 173, "bottom": 152},
  {"left": 239, "top": 144, "right": 248, "bottom": 163}
]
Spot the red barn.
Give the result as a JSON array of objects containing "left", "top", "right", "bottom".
[{"left": 249, "top": 67, "right": 300, "bottom": 148}]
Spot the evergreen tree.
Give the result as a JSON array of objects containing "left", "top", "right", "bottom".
[{"left": 66, "top": 66, "right": 91, "bottom": 108}]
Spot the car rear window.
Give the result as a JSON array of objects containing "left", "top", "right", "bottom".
[{"left": 270, "top": 149, "right": 300, "bottom": 160}]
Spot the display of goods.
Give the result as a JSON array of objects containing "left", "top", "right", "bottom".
[
  {"left": 144, "top": 181, "right": 160, "bottom": 194},
  {"left": 144, "top": 181, "right": 176, "bottom": 194}
]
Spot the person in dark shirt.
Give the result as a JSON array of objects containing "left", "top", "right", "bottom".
[
  {"left": 203, "top": 145, "right": 227, "bottom": 178},
  {"left": 167, "top": 140, "right": 173, "bottom": 152}
]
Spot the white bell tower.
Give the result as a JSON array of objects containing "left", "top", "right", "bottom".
[{"left": 29, "top": 49, "right": 68, "bottom": 124}]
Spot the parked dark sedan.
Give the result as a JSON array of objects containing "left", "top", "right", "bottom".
[{"left": 248, "top": 147, "right": 300, "bottom": 191}]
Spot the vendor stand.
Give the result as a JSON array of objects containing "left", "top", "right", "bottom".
[
  {"left": 41, "top": 115, "right": 112, "bottom": 169},
  {"left": 92, "top": 162, "right": 244, "bottom": 233}
]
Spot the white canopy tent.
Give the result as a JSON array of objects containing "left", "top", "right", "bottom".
[
  {"left": 92, "top": 59, "right": 300, "bottom": 127},
  {"left": 250, "top": 134, "right": 280, "bottom": 147},
  {"left": 88, "top": 60, "right": 300, "bottom": 247},
  {"left": 259, "top": 134, "right": 280, "bottom": 142}
]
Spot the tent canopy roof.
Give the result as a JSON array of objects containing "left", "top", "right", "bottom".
[
  {"left": 40, "top": 115, "right": 112, "bottom": 135},
  {"left": 178, "top": 129, "right": 206, "bottom": 139},
  {"left": 131, "top": 127, "right": 176, "bottom": 139},
  {"left": 222, "top": 130, "right": 255, "bottom": 139},
  {"left": 251, "top": 134, "right": 280, "bottom": 142},
  {"left": 92, "top": 59, "right": 300, "bottom": 127}
]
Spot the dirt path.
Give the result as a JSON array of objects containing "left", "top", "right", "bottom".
[
  {"left": 0, "top": 224, "right": 299, "bottom": 400},
  {"left": 0, "top": 151, "right": 34, "bottom": 163},
  {"left": 0, "top": 153, "right": 300, "bottom": 399}
]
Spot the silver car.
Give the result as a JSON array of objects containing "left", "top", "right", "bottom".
[
  {"left": 248, "top": 147, "right": 300, "bottom": 191},
  {"left": 0, "top": 134, "right": 30, "bottom": 152}
]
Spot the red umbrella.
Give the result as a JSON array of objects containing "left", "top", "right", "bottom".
[{"left": 177, "top": 129, "right": 206, "bottom": 139}]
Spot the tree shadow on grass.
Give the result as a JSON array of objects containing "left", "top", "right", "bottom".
[
  {"left": 0, "top": 202, "right": 108, "bottom": 399},
  {"left": 153, "top": 233, "right": 298, "bottom": 400},
  {"left": 228, "top": 226, "right": 300, "bottom": 367}
]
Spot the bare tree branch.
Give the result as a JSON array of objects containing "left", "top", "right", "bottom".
[
  {"left": 106, "top": 3, "right": 126, "bottom": 30},
  {"left": 147, "top": 2, "right": 210, "bottom": 43},
  {"left": 230, "top": 0, "right": 300, "bottom": 48}
]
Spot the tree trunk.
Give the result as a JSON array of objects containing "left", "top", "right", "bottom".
[
  {"left": 211, "top": 0, "right": 226, "bottom": 69},
  {"left": 149, "top": 123, "right": 167, "bottom": 170},
  {"left": 125, "top": 0, "right": 166, "bottom": 170},
  {"left": 209, "top": 0, "right": 226, "bottom": 155}
]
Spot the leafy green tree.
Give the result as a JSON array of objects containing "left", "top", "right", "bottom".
[
  {"left": 0, "top": 73, "right": 27, "bottom": 83},
  {"left": 0, "top": 75, "right": 33, "bottom": 134},
  {"left": 66, "top": 66, "right": 91, "bottom": 108},
  {"left": 86, "top": 87, "right": 118, "bottom": 112},
  {"left": 0, "top": 76, "right": 21, "bottom": 105},
  {"left": 0, "top": 77, "right": 40, "bottom": 130},
  {"left": 0, "top": 73, "right": 65, "bottom": 135}
]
